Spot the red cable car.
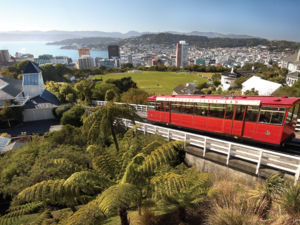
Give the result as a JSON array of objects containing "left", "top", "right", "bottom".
[{"left": 147, "top": 95, "right": 300, "bottom": 146}]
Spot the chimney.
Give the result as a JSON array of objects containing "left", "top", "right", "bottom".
[{"left": 297, "top": 49, "right": 300, "bottom": 61}]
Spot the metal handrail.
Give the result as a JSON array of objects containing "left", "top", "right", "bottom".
[{"left": 121, "top": 118, "right": 300, "bottom": 185}]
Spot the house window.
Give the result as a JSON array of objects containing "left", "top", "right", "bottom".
[{"left": 24, "top": 74, "right": 38, "bottom": 85}]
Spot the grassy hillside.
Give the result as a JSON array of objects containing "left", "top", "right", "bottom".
[{"left": 94, "top": 71, "right": 210, "bottom": 94}]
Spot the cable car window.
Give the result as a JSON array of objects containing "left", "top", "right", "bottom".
[
  {"left": 259, "top": 107, "right": 286, "bottom": 125},
  {"left": 155, "top": 101, "right": 163, "bottom": 111},
  {"left": 235, "top": 105, "right": 245, "bottom": 121},
  {"left": 195, "top": 103, "right": 208, "bottom": 116},
  {"left": 293, "top": 104, "right": 299, "bottom": 121},
  {"left": 182, "top": 103, "right": 194, "bottom": 115},
  {"left": 225, "top": 105, "right": 234, "bottom": 119},
  {"left": 163, "top": 102, "right": 170, "bottom": 112},
  {"left": 209, "top": 104, "right": 225, "bottom": 118},
  {"left": 285, "top": 106, "right": 294, "bottom": 124},
  {"left": 171, "top": 102, "right": 181, "bottom": 114},
  {"left": 245, "top": 106, "right": 259, "bottom": 122},
  {"left": 148, "top": 101, "right": 155, "bottom": 111}
]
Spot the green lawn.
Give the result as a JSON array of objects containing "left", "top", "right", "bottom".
[{"left": 94, "top": 71, "right": 209, "bottom": 95}]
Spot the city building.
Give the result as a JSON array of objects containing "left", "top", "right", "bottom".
[
  {"left": 108, "top": 45, "right": 120, "bottom": 59},
  {"left": 282, "top": 49, "right": 300, "bottom": 72},
  {"left": 0, "top": 50, "right": 10, "bottom": 64},
  {"left": 286, "top": 72, "right": 300, "bottom": 87},
  {"left": 77, "top": 56, "right": 95, "bottom": 69},
  {"left": 54, "top": 56, "right": 71, "bottom": 65},
  {"left": 242, "top": 76, "right": 282, "bottom": 95},
  {"left": 175, "top": 40, "right": 188, "bottom": 68},
  {"left": 34, "top": 54, "right": 54, "bottom": 65},
  {"left": 78, "top": 48, "right": 90, "bottom": 58},
  {"left": 97, "top": 58, "right": 115, "bottom": 68}
]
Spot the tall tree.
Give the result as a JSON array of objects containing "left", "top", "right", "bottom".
[{"left": 82, "top": 103, "right": 140, "bottom": 151}]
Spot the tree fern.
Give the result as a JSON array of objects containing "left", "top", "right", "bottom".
[
  {"left": 0, "top": 201, "right": 43, "bottom": 225},
  {"left": 141, "top": 140, "right": 165, "bottom": 155},
  {"left": 120, "top": 153, "right": 146, "bottom": 186},
  {"left": 141, "top": 141, "right": 184, "bottom": 175},
  {"left": 64, "top": 200, "right": 104, "bottom": 225},
  {"left": 92, "top": 153, "right": 120, "bottom": 180},
  {"left": 96, "top": 183, "right": 141, "bottom": 217}
]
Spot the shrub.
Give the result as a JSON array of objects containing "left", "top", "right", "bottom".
[{"left": 61, "top": 105, "right": 85, "bottom": 127}]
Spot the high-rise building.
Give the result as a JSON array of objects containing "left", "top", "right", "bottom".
[
  {"left": 0, "top": 50, "right": 10, "bottom": 64},
  {"left": 108, "top": 45, "right": 120, "bottom": 59},
  {"left": 78, "top": 48, "right": 90, "bottom": 58},
  {"left": 175, "top": 41, "right": 188, "bottom": 68},
  {"left": 77, "top": 56, "right": 94, "bottom": 69}
]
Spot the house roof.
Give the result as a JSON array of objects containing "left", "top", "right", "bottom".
[
  {"left": 0, "top": 76, "right": 22, "bottom": 100},
  {"left": 173, "top": 84, "right": 199, "bottom": 95},
  {"left": 287, "top": 72, "right": 300, "bottom": 79},
  {"left": 242, "top": 76, "right": 282, "bottom": 95},
  {"left": 24, "top": 62, "right": 42, "bottom": 74},
  {"left": 24, "top": 90, "right": 59, "bottom": 109},
  {"left": 283, "top": 50, "right": 300, "bottom": 63}
]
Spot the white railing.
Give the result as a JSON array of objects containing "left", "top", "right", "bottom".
[
  {"left": 92, "top": 100, "right": 147, "bottom": 113},
  {"left": 121, "top": 118, "right": 300, "bottom": 185}
]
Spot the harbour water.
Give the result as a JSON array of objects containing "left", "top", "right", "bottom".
[{"left": 0, "top": 41, "right": 108, "bottom": 62}]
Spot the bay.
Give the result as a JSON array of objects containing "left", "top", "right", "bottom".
[{"left": 0, "top": 41, "right": 108, "bottom": 63}]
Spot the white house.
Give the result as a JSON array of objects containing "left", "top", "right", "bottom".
[
  {"left": 282, "top": 49, "right": 300, "bottom": 72},
  {"left": 242, "top": 76, "right": 282, "bottom": 95},
  {"left": 221, "top": 67, "right": 239, "bottom": 91},
  {"left": 0, "top": 62, "right": 59, "bottom": 122},
  {"left": 286, "top": 72, "right": 300, "bottom": 87}
]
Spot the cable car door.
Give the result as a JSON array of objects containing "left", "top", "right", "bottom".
[{"left": 231, "top": 105, "right": 246, "bottom": 136}]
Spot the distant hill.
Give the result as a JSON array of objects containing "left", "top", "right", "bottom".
[
  {"left": 0, "top": 30, "right": 258, "bottom": 42},
  {"left": 47, "top": 33, "right": 300, "bottom": 51},
  {"left": 48, "top": 37, "right": 121, "bottom": 50},
  {"left": 119, "top": 33, "right": 300, "bottom": 51}
]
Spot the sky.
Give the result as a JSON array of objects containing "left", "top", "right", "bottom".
[{"left": 0, "top": 0, "right": 299, "bottom": 42}]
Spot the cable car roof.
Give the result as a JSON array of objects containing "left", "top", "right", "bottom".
[{"left": 148, "top": 95, "right": 300, "bottom": 107}]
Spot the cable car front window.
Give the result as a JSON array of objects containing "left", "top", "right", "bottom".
[
  {"left": 148, "top": 101, "right": 155, "bottom": 111},
  {"left": 286, "top": 106, "right": 295, "bottom": 124},
  {"left": 259, "top": 107, "right": 286, "bottom": 125}
]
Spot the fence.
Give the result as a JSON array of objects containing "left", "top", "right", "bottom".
[
  {"left": 122, "top": 118, "right": 300, "bottom": 185},
  {"left": 92, "top": 100, "right": 147, "bottom": 113}
]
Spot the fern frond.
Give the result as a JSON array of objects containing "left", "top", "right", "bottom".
[
  {"left": 141, "top": 141, "right": 184, "bottom": 174},
  {"left": 96, "top": 183, "right": 141, "bottom": 217},
  {"left": 141, "top": 140, "right": 164, "bottom": 155},
  {"left": 120, "top": 153, "right": 146, "bottom": 185},
  {"left": 65, "top": 200, "right": 104, "bottom": 225},
  {"left": 0, "top": 201, "right": 43, "bottom": 225},
  {"left": 92, "top": 153, "right": 120, "bottom": 180}
]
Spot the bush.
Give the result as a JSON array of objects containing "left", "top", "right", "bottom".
[
  {"left": 61, "top": 105, "right": 85, "bottom": 127},
  {"left": 54, "top": 104, "right": 73, "bottom": 120}
]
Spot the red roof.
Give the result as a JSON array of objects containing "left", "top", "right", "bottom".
[{"left": 147, "top": 95, "right": 300, "bottom": 107}]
